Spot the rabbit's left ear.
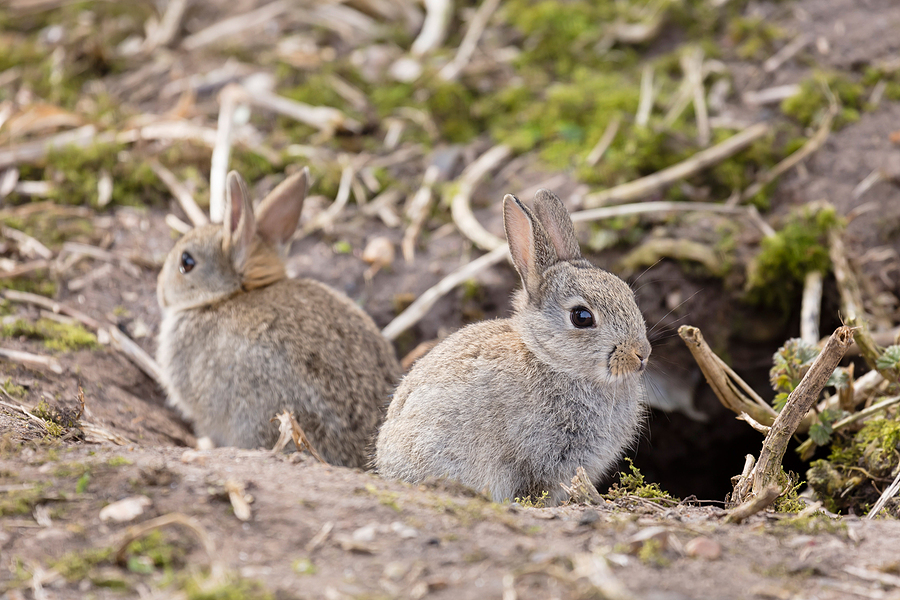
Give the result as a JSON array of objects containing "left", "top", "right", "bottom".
[
  {"left": 503, "top": 194, "right": 556, "bottom": 298},
  {"left": 532, "top": 189, "right": 581, "bottom": 262},
  {"left": 256, "top": 166, "right": 309, "bottom": 250},
  {"left": 223, "top": 170, "right": 256, "bottom": 271}
]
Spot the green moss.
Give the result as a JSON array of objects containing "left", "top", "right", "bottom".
[
  {"left": 637, "top": 537, "right": 670, "bottom": 567},
  {"left": 726, "top": 16, "right": 785, "bottom": 60},
  {"left": 53, "top": 546, "right": 114, "bottom": 581},
  {"left": 604, "top": 458, "right": 678, "bottom": 503},
  {"left": 1, "top": 318, "right": 97, "bottom": 352},
  {"left": 182, "top": 575, "right": 274, "bottom": 600},
  {"left": 38, "top": 143, "right": 168, "bottom": 209},
  {"left": 0, "top": 483, "right": 47, "bottom": 516},
  {"left": 781, "top": 72, "right": 867, "bottom": 129},
  {"left": 746, "top": 204, "right": 842, "bottom": 311},
  {"left": 107, "top": 456, "right": 132, "bottom": 467},
  {"left": 1, "top": 377, "right": 27, "bottom": 399}
]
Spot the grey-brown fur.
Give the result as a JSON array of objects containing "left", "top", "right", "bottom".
[
  {"left": 157, "top": 168, "right": 400, "bottom": 467},
  {"left": 375, "top": 189, "right": 650, "bottom": 503}
]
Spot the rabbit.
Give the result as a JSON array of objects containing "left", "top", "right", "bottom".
[
  {"left": 156, "top": 168, "right": 401, "bottom": 468},
  {"left": 375, "top": 189, "right": 651, "bottom": 504}
]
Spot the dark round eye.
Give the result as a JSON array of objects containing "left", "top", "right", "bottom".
[
  {"left": 179, "top": 251, "right": 195, "bottom": 274},
  {"left": 570, "top": 306, "right": 595, "bottom": 328}
]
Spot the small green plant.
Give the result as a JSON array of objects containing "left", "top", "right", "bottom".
[
  {"left": 604, "top": 458, "right": 678, "bottom": 503},
  {"left": 1, "top": 318, "right": 98, "bottom": 352},
  {"left": 514, "top": 491, "right": 550, "bottom": 508},
  {"left": 876, "top": 345, "right": 900, "bottom": 372},
  {"left": 1, "top": 377, "right": 26, "bottom": 399}
]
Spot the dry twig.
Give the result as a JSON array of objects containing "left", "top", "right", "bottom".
[
  {"left": 450, "top": 144, "right": 512, "bottom": 251},
  {"left": 439, "top": 0, "right": 502, "bottom": 81},
  {"left": 149, "top": 160, "right": 208, "bottom": 227},
  {"left": 0, "top": 347, "right": 63, "bottom": 374},
  {"left": 800, "top": 270, "right": 823, "bottom": 345},
  {"left": 724, "top": 486, "right": 780, "bottom": 523},
  {"left": 208, "top": 84, "right": 241, "bottom": 224},
  {"left": 738, "top": 326, "right": 853, "bottom": 501},
  {"left": 583, "top": 122, "right": 770, "bottom": 208}
]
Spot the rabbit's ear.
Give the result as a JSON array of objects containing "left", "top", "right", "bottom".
[
  {"left": 223, "top": 171, "right": 256, "bottom": 270},
  {"left": 255, "top": 166, "right": 309, "bottom": 248},
  {"left": 503, "top": 194, "right": 555, "bottom": 297},
  {"left": 533, "top": 189, "right": 581, "bottom": 262}
]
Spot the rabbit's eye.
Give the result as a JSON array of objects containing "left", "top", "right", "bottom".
[
  {"left": 179, "top": 252, "right": 196, "bottom": 274},
  {"left": 570, "top": 307, "right": 594, "bottom": 328}
]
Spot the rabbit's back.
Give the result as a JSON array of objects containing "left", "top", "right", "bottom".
[
  {"left": 159, "top": 277, "right": 399, "bottom": 466},
  {"left": 375, "top": 318, "right": 645, "bottom": 501}
]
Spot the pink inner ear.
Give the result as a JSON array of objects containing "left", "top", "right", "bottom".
[
  {"left": 503, "top": 195, "right": 535, "bottom": 278},
  {"left": 228, "top": 179, "right": 244, "bottom": 234}
]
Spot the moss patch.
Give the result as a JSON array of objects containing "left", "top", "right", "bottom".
[
  {"left": 745, "top": 204, "right": 842, "bottom": 312},
  {"left": 1, "top": 317, "right": 98, "bottom": 352}
]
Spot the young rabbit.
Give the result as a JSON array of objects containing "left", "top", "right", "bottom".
[
  {"left": 157, "top": 169, "right": 401, "bottom": 467},
  {"left": 375, "top": 189, "right": 651, "bottom": 503}
]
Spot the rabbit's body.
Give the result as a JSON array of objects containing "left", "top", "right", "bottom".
[
  {"left": 157, "top": 169, "right": 400, "bottom": 467},
  {"left": 376, "top": 190, "right": 649, "bottom": 502}
]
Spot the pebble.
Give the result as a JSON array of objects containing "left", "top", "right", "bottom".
[
  {"left": 99, "top": 496, "right": 152, "bottom": 523},
  {"left": 685, "top": 536, "right": 722, "bottom": 560}
]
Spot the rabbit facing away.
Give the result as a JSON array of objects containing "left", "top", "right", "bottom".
[
  {"left": 157, "top": 169, "right": 401, "bottom": 467},
  {"left": 375, "top": 189, "right": 651, "bottom": 503}
]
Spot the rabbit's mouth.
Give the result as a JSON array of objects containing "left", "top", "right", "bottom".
[{"left": 608, "top": 346, "right": 649, "bottom": 378}]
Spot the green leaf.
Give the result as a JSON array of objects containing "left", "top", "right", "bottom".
[
  {"left": 809, "top": 420, "right": 833, "bottom": 446},
  {"left": 876, "top": 345, "right": 900, "bottom": 371},
  {"left": 773, "top": 392, "right": 789, "bottom": 412}
]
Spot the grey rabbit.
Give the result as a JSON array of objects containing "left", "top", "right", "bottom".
[
  {"left": 375, "top": 189, "right": 651, "bottom": 503},
  {"left": 156, "top": 168, "right": 401, "bottom": 467}
]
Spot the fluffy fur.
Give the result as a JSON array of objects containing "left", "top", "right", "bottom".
[
  {"left": 375, "top": 189, "right": 650, "bottom": 503},
  {"left": 157, "top": 169, "right": 400, "bottom": 467}
]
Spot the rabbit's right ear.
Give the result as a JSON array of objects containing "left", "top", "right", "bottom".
[
  {"left": 503, "top": 194, "right": 555, "bottom": 298},
  {"left": 223, "top": 171, "right": 256, "bottom": 271},
  {"left": 255, "top": 167, "right": 309, "bottom": 250}
]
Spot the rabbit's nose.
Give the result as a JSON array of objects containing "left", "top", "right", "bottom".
[{"left": 635, "top": 352, "right": 648, "bottom": 372}]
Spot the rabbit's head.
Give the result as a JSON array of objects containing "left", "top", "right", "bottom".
[
  {"left": 504, "top": 189, "right": 650, "bottom": 385},
  {"left": 158, "top": 168, "right": 309, "bottom": 313}
]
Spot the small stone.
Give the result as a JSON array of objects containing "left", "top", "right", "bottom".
[
  {"left": 389, "top": 57, "right": 423, "bottom": 82},
  {"left": 352, "top": 524, "right": 378, "bottom": 543},
  {"left": 685, "top": 536, "right": 721, "bottom": 560},
  {"left": 383, "top": 561, "right": 408, "bottom": 581},
  {"left": 99, "top": 496, "right": 152, "bottom": 523},
  {"left": 362, "top": 237, "right": 395, "bottom": 269},
  {"left": 390, "top": 521, "right": 418, "bottom": 539}
]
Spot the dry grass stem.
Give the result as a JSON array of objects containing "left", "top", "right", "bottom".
[
  {"left": 763, "top": 34, "right": 812, "bottom": 73},
  {"left": 583, "top": 122, "right": 770, "bottom": 208},
  {"left": 303, "top": 164, "right": 354, "bottom": 235},
  {"left": 165, "top": 213, "right": 192, "bottom": 234},
  {"left": 242, "top": 87, "right": 361, "bottom": 134},
  {"left": 181, "top": 0, "right": 290, "bottom": 51},
  {"left": 737, "top": 412, "right": 771, "bottom": 435},
  {"left": 305, "top": 521, "right": 335, "bottom": 553},
  {"left": 738, "top": 110, "right": 833, "bottom": 203},
  {"left": 829, "top": 228, "right": 865, "bottom": 322},
  {"left": 0, "top": 259, "right": 50, "bottom": 279},
  {"left": 0, "top": 124, "right": 99, "bottom": 169},
  {"left": 0, "top": 398, "right": 54, "bottom": 432},
  {"left": 678, "top": 325, "right": 779, "bottom": 425},
  {"left": 560, "top": 466, "right": 603, "bottom": 505},
  {"left": 107, "top": 326, "right": 164, "bottom": 386},
  {"left": 724, "top": 485, "right": 779, "bottom": 523},
  {"left": 382, "top": 244, "right": 509, "bottom": 341},
  {"left": 142, "top": 0, "right": 188, "bottom": 52},
  {"left": 149, "top": 161, "right": 208, "bottom": 227},
  {"left": 403, "top": 165, "right": 440, "bottom": 262},
  {"left": 3, "top": 289, "right": 102, "bottom": 329},
  {"left": 2, "top": 225, "right": 53, "bottom": 259},
  {"left": 800, "top": 270, "right": 823, "bottom": 345},
  {"left": 833, "top": 395, "right": 900, "bottom": 432},
  {"left": 450, "top": 144, "right": 512, "bottom": 251},
  {"left": 742, "top": 84, "right": 801, "bottom": 106},
  {"left": 0, "top": 347, "right": 64, "bottom": 374},
  {"left": 744, "top": 326, "right": 853, "bottom": 500},
  {"left": 115, "top": 513, "right": 221, "bottom": 578},
  {"left": 867, "top": 467, "right": 900, "bottom": 519},
  {"left": 684, "top": 48, "right": 710, "bottom": 146},
  {"left": 284, "top": 411, "right": 326, "bottom": 463},
  {"left": 411, "top": 0, "right": 453, "bottom": 55},
  {"left": 439, "top": 0, "right": 502, "bottom": 81},
  {"left": 80, "top": 421, "right": 132, "bottom": 445},
  {"left": 585, "top": 116, "right": 621, "bottom": 166},
  {"left": 635, "top": 66, "right": 654, "bottom": 128},
  {"left": 208, "top": 84, "right": 241, "bottom": 223}
]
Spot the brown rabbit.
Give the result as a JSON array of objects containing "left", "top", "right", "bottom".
[
  {"left": 156, "top": 169, "right": 401, "bottom": 467},
  {"left": 375, "top": 189, "right": 650, "bottom": 503}
]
